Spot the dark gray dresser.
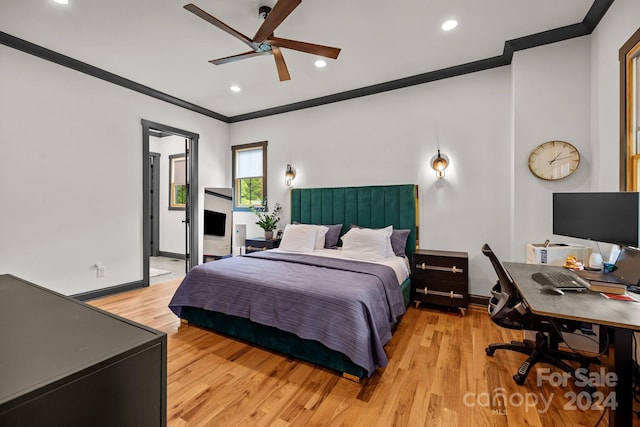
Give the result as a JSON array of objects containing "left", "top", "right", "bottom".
[{"left": 0, "top": 274, "right": 167, "bottom": 426}]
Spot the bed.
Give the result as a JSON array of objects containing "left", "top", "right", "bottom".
[{"left": 169, "top": 184, "right": 419, "bottom": 380}]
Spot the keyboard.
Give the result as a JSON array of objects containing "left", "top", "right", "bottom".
[{"left": 531, "top": 271, "right": 587, "bottom": 290}]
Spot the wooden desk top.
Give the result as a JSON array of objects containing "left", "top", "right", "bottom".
[{"left": 504, "top": 262, "right": 640, "bottom": 331}]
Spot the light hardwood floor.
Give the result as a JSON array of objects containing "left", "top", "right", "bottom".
[{"left": 89, "top": 279, "right": 639, "bottom": 426}]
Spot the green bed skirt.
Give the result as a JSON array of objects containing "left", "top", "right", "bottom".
[{"left": 180, "top": 277, "right": 411, "bottom": 379}]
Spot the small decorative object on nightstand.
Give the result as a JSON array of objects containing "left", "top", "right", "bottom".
[
  {"left": 245, "top": 237, "right": 281, "bottom": 254},
  {"left": 411, "top": 249, "right": 469, "bottom": 315},
  {"left": 250, "top": 200, "right": 282, "bottom": 240}
]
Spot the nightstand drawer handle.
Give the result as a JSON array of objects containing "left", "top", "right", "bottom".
[
  {"left": 415, "top": 287, "right": 463, "bottom": 299},
  {"left": 415, "top": 264, "right": 464, "bottom": 273},
  {"left": 247, "top": 246, "right": 267, "bottom": 251}
]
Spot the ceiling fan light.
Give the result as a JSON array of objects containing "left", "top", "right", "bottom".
[
  {"left": 230, "top": 85, "right": 241, "bottom": 92},
  {"left": 314, "top": 59, "right": 327, "bottom": 68},
  {"left": 52, "top": 0, "right": 69, "bottom": 4},
  {"left": 441, "top": 19, "right": 458, "bottom": 31}
]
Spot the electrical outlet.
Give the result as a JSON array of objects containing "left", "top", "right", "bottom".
[{"left": 95, "top": 262, "right": 105, "bottom": 277}]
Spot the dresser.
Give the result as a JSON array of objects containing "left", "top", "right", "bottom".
[
  {"left": 245, "top": 237, "right": 281, "bottom": 253},
  {"left": 0, "top": 274, "right": 167, "bottom": 426},
  {"left": 411, "top": 249, "right": 469, "bottom": 314}
]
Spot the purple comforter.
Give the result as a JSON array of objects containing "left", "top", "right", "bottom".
[{"left": 168, "top": 251, "right": 406, "bottom": 375}]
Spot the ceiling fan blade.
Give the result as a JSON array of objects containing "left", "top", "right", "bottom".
[
  {"left": 269, "top": 37, "right": 341, "bottom": 59},
  {"left": 253, "top": 0, "right": 301, "bottom": 43},
  {"left": 184, "top": 3, "right": 256, "bottom": 50},
  {"left": 272, "top": 46, "right": 291, "bottom": 81},
  {"left": 209, "top": 50, "right": 270, "bottom": 65}
]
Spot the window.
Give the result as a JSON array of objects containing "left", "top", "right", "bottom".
[
  {"left": 232, "top": 141, "right": 267, "bottom": 210},
  {"left": 169, "top": 154, "right": 186, "bottom": 209},
  {"left": 621, "top": 28, "right": 640, "bottom": 190}
]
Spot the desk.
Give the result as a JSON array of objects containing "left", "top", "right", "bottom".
[
  {"left": 504, "top": 262, "right": 640, "bottom": 427},
  {"left": 0, "top": 274, "right": 167, "bottom": 426}
]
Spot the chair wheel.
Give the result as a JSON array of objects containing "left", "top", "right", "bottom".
[
  {"left": 485, "top": 347, "right": 495, "bottom": 356},
  {"left": 513, "top": 374, "right": 525, "bottom": 385}
]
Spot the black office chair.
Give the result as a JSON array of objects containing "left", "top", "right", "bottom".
[{"left": 481, "top": 243, "right": 600, "bottom": 389}]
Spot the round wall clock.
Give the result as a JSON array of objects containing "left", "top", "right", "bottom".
[{"left": 528, "top": 140, "right": 580, "bottom": 181}]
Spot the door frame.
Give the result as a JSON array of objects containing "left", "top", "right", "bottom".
[
  {"left": 142, "top": 119, "right": 199, "bottom": 286},
  {"left": 149, "top": 151, "right": 161, "bottom": 257}
]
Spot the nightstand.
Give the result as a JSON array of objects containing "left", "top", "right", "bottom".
[
  {"left": 411, "top": 249, "right": 469, "bottom": 315},
  {"left": 245, "top": 237, "right": 281, "bottom": 254}
]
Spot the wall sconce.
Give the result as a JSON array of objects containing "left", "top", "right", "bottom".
[
  {"left": 284, "top": 163, "right": 296, "bottom": 186},
  {"left": 430, "top": 149, "right": 449, "bottom": 179}
]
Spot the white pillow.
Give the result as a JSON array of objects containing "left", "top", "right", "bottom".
[
  {"left": 313, "top": 225, "right": 329, "bottom": 250},
  {"left": 340, "top": 225, "right": 394, "bottom": 261},
  {"left": 278, "top": 224, "right": 318, "bottom": 252}
]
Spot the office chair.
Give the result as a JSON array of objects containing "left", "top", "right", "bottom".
[{"left": 481, "top": 244, "right": 600, "bottom": 389}]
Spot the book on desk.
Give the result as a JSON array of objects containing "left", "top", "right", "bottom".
[{"left": 583, "top": 280, "right": 627, "bottom": 295}]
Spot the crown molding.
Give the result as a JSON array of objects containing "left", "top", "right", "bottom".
[{"left": 0, "top": 0, "right": 613, "bottom": 123}]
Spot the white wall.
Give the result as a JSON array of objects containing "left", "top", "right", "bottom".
[
  {"left": 0, "top": 45, "right": 229, "bottom": 295},
  {"left": 230, "top": 67, "right": 513, "bottom": 295},
  {"left": 149, "top": 134, "right": 187, "bottom": 256},
  {"left": 512, "top": 37, "right": 593, "bottom": 259}
]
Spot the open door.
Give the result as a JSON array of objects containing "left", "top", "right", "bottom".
[{"left": 142, "top": 120, "right": 199, "bottom": 286}]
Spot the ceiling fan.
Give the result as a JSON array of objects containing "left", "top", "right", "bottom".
[{"left": 184, "top": 0, "right": 341, "bottom": 81}]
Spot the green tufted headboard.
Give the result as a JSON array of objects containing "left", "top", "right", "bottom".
[{"left": 290, "top": 184, "right": 419, "bottom": 257}]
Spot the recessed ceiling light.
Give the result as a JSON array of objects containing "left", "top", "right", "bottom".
[
  {"left": 53, "top": 0, "right": 69, "bottom": 4},
  {"left": 441, "top": 19, "right": 458, "bottom": 31},
  {"left": 230, "top": 85, "right": 241, "bottom": 92},
  {"left": 314, "top": 59, "right": 327, "bottom": 68}
]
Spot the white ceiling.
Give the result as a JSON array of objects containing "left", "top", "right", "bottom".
[{"left": 1, "top": 0, "right": 596, "bottom": 118}]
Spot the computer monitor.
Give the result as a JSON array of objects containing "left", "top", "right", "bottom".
[{"left": 552, "top": 192, "right": 640, "bottom": 248}]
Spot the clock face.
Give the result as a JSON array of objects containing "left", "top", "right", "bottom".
[{"left": 528, "top": 140, "right": 580, "bottom": 181}]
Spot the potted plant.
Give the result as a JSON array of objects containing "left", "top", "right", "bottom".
[{"left": 250, "top": 200, "right": 282, "bottom": 240}]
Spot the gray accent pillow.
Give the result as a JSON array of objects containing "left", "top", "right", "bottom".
[
  {"left": 324, "top": 224, "right": 343, "bottom": 248},
  {"left": 390, "top": 229, "right": 411, "bottom": 257},
  {"left": 350, "top": 224, "right": 411, "bottom": 257}
]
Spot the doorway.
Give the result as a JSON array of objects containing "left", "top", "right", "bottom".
[{"left": 142, "top": 119, "right": 199, "bottom": 286}]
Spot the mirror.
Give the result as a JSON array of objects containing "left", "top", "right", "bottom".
[{"left": 203, "top": 187, "right": 233, "bottom": 261}]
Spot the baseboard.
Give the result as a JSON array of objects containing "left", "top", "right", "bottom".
[
  {"left": 469, "top": 294, "right": 490, "bottom": 306},
  {"left": 156, "top": 251, "right": 186, "bottom": 260},
  {"left": 71, "top": 280, "right": 146, "bottom": 301}
]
